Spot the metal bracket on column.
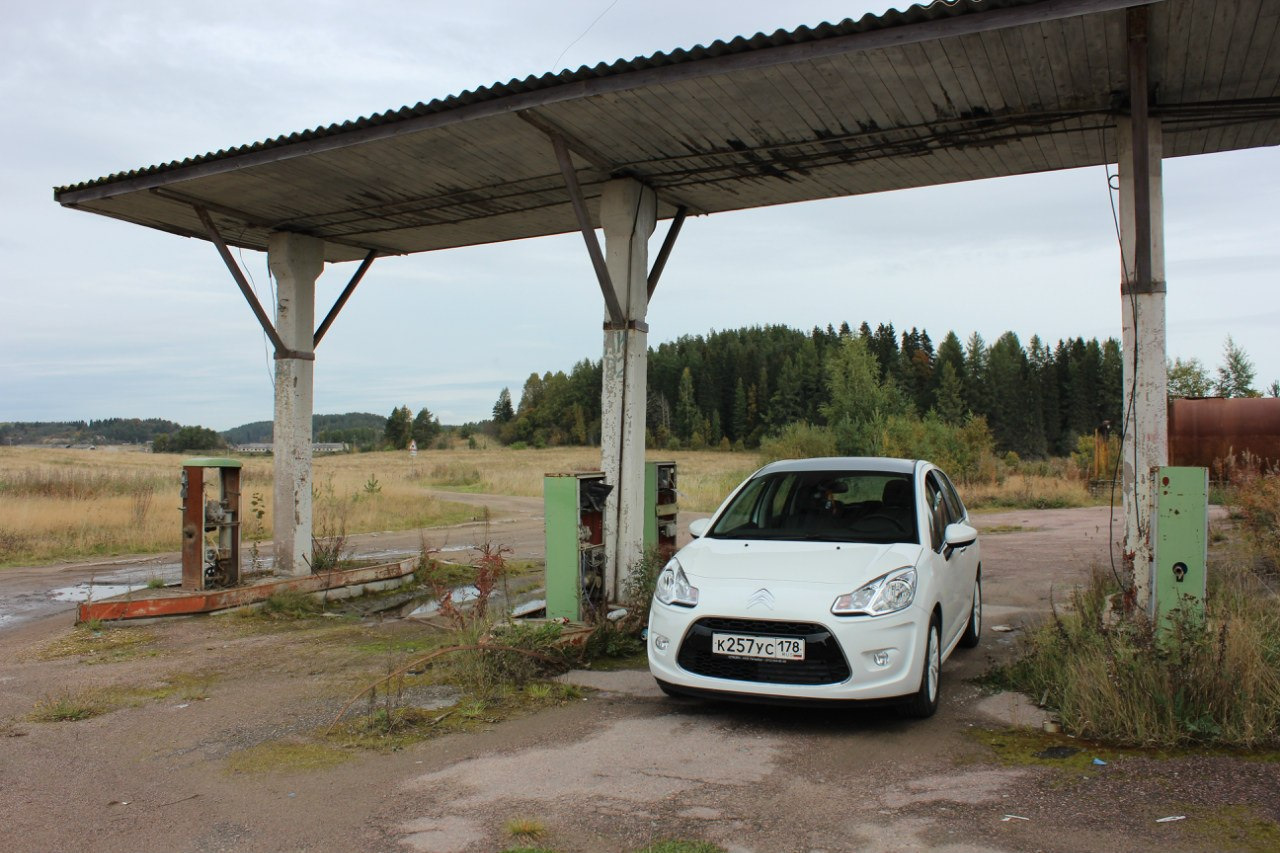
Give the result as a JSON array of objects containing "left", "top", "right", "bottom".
[
  {"left": 1127, "top": 5, "right": 1154, "bottom": 296},
  {"left": 550, "top": 133, "right": 625, "bottom": 326},
  {"left": 1121, "top": 278, "right": 1166, "bottom": 295},
  {"left": 603, "top": 319, "right": 650, "bottom": 333},
  {"left": 194, "top": 205, "right": 293, "bottom": 359},
  {"left": 314, "top": 249, "right": 376, "bottom": 347},
  {"left": 647, "top": 206, "right": 687, "bottom": 300}
]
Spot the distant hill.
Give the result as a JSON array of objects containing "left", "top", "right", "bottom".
[
  {"left": 0, "top": 418, "right": 183, "bottom": 446},
  {"left": 221, "top": 412, "right": 387, "bottom": 446}
]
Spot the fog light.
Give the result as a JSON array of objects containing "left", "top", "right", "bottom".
[
  {"left": 653, "top": 633, "right": 670, "bottom": 652},
  {"left": 872, "top": 650, "right": 890, "bottom": 667}
]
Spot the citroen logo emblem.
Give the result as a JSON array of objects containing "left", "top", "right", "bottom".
[{"left": 747, "top": 588, "right": 775, "bottom": 610}]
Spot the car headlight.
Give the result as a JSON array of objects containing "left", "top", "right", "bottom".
[
  {"left": 654, "top": 557, "right": 699, "bottom": 607},
  {"left": 831, "top": 567, "right": 916, "bottom": 616}
]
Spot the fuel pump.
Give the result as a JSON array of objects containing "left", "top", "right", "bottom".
[
  {"left": 645, "top": 461, "right": 679, "bottom": 559},
  {"left": 180, "top": 458, "right": 242, "bottom": 590},
  {"left": 543, "top": 472, "right": 612, "bottom": 621},
  {"left": 1154, "top": 466, "right": 1208, "bottom": 632}
]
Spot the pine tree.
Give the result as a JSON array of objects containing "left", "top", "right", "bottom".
[
  {"left": 384, "top": 405, "right": 413, "bottom": 449},
  {"left": 411, "top": 407, "right": 441, "bottom": 448},
  {"left": 492, "top": 388, "right": 515, "bottom": 424},
  {"left": 1215, "top": 336, "right": 1258, "bottom": 397}
]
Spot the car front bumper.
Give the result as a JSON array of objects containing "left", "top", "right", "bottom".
[{"left": 647, "top": 592, "right": 931, "bottom": 703}]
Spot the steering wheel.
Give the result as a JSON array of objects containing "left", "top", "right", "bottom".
[{"left": 855, "top": 513, "right": 908, "bottom": 534}]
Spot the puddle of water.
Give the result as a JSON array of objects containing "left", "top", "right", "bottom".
[
  {"left": 511, "top": 598, "right": 546, "bottom": 618},
  {"left": 408, "top": 585, "right": 481, "bottom": 617},
  {"left": 50, "top": 582, "right": 150, "bottom": 603}
]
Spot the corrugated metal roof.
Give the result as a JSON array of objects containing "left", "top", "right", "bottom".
[{"left": 54, "top": 0, "right": 1280, "bottom": 262}]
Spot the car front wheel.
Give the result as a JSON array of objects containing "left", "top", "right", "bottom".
[{"left": 902, "top": 615, "right": 941, "bottom": 719}]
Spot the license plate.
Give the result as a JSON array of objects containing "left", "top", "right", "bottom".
[{"left": 711, "top": 633, "right": 805, "bottom": 661}]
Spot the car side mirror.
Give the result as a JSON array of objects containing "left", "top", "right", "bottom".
[
  {"left": 688, "top": 518, "right": 711, "bottom": 538},
  {"left": 943, "top": 522, "right": 977, "bottom": 558}
]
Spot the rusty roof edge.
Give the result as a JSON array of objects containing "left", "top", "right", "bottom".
[{"left": 54, "top": 0, "right": 1155, "bottom": 207}]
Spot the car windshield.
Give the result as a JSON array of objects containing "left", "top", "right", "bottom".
[{"left": 706, "top": 470, "right": 919, "bottom": 544}]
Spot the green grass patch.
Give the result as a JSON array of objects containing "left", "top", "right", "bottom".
[
  {"left": 257, "top": 589, "right": 324, "bottom": 618},
  {"left": 1182, "top": 804, "right": 1280, "bottom": 853},
  {"left": 28, "top": 690, "right": 110, "bottom": 722},
  {"left": 35, "top": 625, "right": 159, "bottom": 663},
  {"left": 27, "top": 671, "right": 219, "bottom": 723},
  {"left": 637, "top": 843, "right": 727, "bottom": 853},
  {"left": 327, "top": 681, "right": 585, "bottom": 752},
  {"left": 225, "top": 739, "right": 352, "bottom": 774},
  {"left": 504, "top": 817, "right": 547, "bottom": 840}
]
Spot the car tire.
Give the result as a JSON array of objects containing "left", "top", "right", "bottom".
[
  {"left": 958, "top": 571, "right": 982, "bottom": 649},
  {"left": 902, "top": 615, "right": 941, "bottom": 719}
]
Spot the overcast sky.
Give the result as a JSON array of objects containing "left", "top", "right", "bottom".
[{"left": 2, "top": 0, "right": 1277, "bottom": 431}]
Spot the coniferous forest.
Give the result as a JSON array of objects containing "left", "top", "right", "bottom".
[{"left": 490, "top": 322, "right": 1123, "bottom": 477}]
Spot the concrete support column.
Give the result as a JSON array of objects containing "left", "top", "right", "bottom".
[
  {"left": 268, "top": 232, "right": 325, "bottom": 576},
  {"left": 1117, "top": 116, "right": 1167, "bottom": 615},
  {"left": 599, "top": 179, "right": 657, "bottom": 601}
]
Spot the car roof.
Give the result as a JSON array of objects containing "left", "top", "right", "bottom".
[{"left": 755, "top": 457, "right": 921, "bottom": 476}]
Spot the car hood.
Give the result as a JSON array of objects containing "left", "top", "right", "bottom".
[{"left": 676, "top": 537, "right": 923, "bottom": 588}]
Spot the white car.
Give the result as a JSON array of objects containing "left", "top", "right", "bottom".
[{"left": 647, "top": 457, "right": 981, "bottom": 717}]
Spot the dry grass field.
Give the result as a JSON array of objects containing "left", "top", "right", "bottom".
[
  {"left": 0, "top": 445, "right": 758, "bottom": 568},
  {"left": 0, "top": 442, "right": 1097, "bottom": 568}
]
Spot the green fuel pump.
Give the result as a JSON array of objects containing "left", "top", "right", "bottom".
[
  {"left": 1153, "top": 466, "right": 1208, "bottom": 632},
  {"left": 543, "top": 472, "right": 611, "bottom": 621}
]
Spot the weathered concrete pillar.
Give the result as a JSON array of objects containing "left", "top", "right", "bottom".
[
  {"left": 268, "top": 232, "right": 324, "bottom": 576},
  {"left": 599, "top": 179, "right": 657, "bottom": 601},
  {"left": 1117, "top": 116, "right": 1167, "bottom": 615}
]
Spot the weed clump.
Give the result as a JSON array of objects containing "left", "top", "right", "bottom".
[
  {"left": 992, "top": 552, "right": 1280, "bottom": 748},
  {"left": 259, "top": 589, "right": 324, "bottom": 618}
]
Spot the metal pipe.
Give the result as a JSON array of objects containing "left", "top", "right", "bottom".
[
  {"left": 550, "top": 133, "right": 625, "bottom": 325},
  {"left": 314, "top": 249, "right": 376, "bottom": 348},
  {"left": 193, "top": 205, "right": 303, "bottom": 359},
  {"left": 647, "top": 206, "right": 687, "bottom": 299}
]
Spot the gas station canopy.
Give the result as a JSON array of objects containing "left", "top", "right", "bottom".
[{"left": 54, "top": 0, "right": 1280, "bottom": 263}]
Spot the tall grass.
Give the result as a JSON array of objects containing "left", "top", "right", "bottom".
[
  {"left": 409, "top": 447, "right": 756, "bottom": 513},
  {"left": 993, "top": 545, "right": 1280, "bottom": 748},
  {"left": 0, "top": 447, "right": 472, "bottom": 567}
]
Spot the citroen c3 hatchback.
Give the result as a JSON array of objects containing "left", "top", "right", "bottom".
[{"left": 647, "top": 457, "right": 981, "bottom": 717}]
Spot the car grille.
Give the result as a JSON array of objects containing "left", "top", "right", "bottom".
[{"left": 676, "top": 617, "right": 851, "bottom": 685}]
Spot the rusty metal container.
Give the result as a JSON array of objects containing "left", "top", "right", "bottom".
[{"left": 1167, "top": 397, "right": 1280, "bottom": 473}]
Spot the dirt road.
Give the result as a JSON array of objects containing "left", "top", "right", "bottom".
[{"left": 1, "top": 500, "right": 1270, "bottom": 853}]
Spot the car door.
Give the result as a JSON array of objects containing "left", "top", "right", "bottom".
[
  {"left": 925, "top": 470, "right": 969, "bottom": 648},
  {"left": 933, "top": 469, "right": 979, "bottom": 644}
]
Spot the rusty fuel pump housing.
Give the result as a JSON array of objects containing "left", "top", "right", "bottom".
[{"left": 180, "top": 458, "right": 242, "bottom": 590}]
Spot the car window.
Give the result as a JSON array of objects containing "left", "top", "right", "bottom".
[
  {"left": 707, "top": 470, "right": 919, "bottom": 544},
  {"left": 925, "top": 474, "right": 947, "bottom": 551},
  {"left": 937, "top": 470, "right": 966, "bottom": 522}
]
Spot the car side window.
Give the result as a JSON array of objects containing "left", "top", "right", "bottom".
[
  {"left": 937, "top": 470, "right": 966, "bottom": 523},
  {"left": 924, "top": 475, "right": 947, "bottom": 551}
]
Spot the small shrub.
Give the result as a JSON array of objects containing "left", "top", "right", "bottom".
[
  {"left": 992, "top": 556, "right": 1280, "bottom": 748},
  {"left": 1232, "top": 473, "right": 1280, "bottom": 570},
  {"left": 29, "top": 691, "right": 108, "bottom": 723},
  {"left": 505, "top": 818, "right": 546, "bottom": 840},
  {"left": 260, "top": 589, "right": 323, "bottom": 618},
  {"left": 451, "top": 621, "right": 568, "bottom": 698}
]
